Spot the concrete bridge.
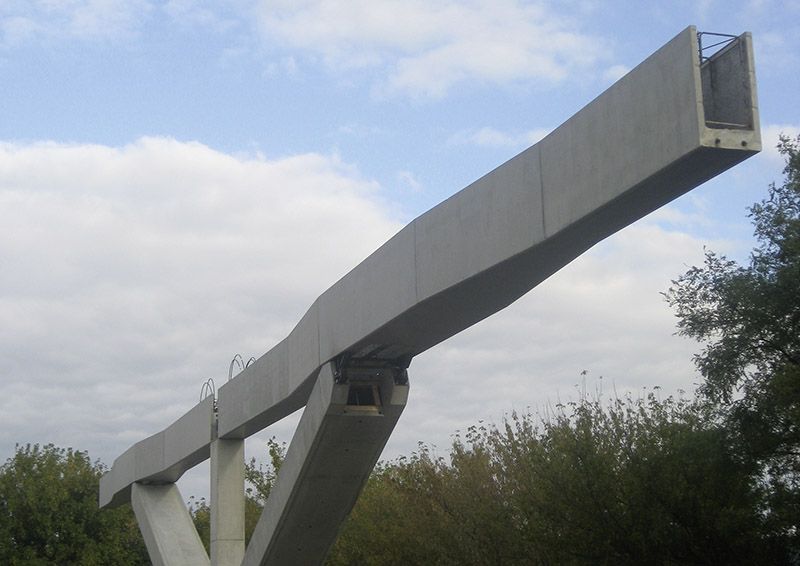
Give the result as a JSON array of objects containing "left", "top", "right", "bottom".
[{"left": 100, "top": 26, "right": 760, "bottom": 566}]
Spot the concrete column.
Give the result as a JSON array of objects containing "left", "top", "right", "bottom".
[
  {"left": 131, "top": 483, "right": 210, "bottom": 566},
  {"left": 243, "top": 362, "right": 409, "bottom": 566},
  {"left": 210, "top": 438, "right": 245, "bottom": 566}
]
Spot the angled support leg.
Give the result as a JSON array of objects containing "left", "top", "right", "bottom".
[
  {"left": 131, "top": 483, "right": 211, "bottom": 566},
  {"left": 243, "top": 360, "right": 409, "bottom": 566},
  {"left": 210, "top": 438, "right": 246, "bottom": 566}
]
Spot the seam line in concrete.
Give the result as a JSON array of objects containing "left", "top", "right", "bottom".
[{"left": 538, "top": 144, "right": 546, "bottom": 237}]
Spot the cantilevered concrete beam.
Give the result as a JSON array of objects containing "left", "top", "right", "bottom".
[
  {"left": 243, "top": 362, "right": 409, "bottom": 566},
  {"left": 100, "top": 26, "right": 760, "bottom": 510},
  {"left": 214, "top": 25, "right": 760, "bottom": 441}
]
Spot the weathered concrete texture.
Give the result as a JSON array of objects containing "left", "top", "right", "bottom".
[
  {"left": 101, "top": 26, "right": 761, "bottom": 510},
  {"left": 415, "top": 146, "right": 543, "bottom": 300},
  {"left": 217, "top": 306, "right": 322, "bottom": 440},
  {"left": 242, "top": 363, "right": 409, "bottom": 566},
  {"left": 701, "top": 33, "right": 758, "bottom": 131},
  {"left": 210, "top": 439, "right": 245, "bottom": 566},
  {"left": 131, "top": 483, "right": 210, "bottom": 566},
  {"left": 215, "top": 26, "right": 760, "bottom": 441},
  {"left": 319, "top": 224, "right": 418, "bottom": 366},
  {"left": 100, "top": 396, "right": 215, "bottom": 508}
]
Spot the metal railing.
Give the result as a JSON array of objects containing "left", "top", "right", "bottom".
[{"left": 698, "top": 31, "right": 739, "bottom": 64}]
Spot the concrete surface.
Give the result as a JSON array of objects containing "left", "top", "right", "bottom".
[
  {"left": 100, "top": 395, "right": 215, "bottom": 508},
  {"left": 131, "top": 483, "right": 210, "bottom": 566},
  {"left": 101, "top": 30, "right": 761, "bottom": 564},
  {"left": 701, "top": 33, "right": 758, "bottom": 131},
  {"left": 213, "top": 25, "right": 760, "bottom": 443},
  {"left": 211, "top": 439, "right": 245, "bottom": 566},
  {"left": 242, "top": 362, "right": 409, "bottom": 566}
]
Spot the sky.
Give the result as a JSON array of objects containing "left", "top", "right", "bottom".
[{"left": 1, "top": 0, "right": 799, "bottom": 499}]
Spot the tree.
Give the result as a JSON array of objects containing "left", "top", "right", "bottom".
[
  {"left": 665, "top": 135, "right": 800, "bottom": 546},
  {"left": 230, "top": 140, "right": 800, "bottom": 562},
  {"left": 0, "top": 443, "right": 148, "bottom": 565},
  {"left": 665, "top": 135, "right": 800, "bottom": 402},
  {"left": 328, "top": 392, "right": 782, "bottom": 565}
]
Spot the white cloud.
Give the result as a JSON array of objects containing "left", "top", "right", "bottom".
[
  {"left": 745, "top": 0, "right": 800, "bottom": 15},
  {"left": 336, "top": 123, "right": 382, "bottom": 138},
  {"left": 396, "top": 170, "right": 422, "bottom": 192},
  {"left": 0, "top": 137, "right": 716, "bottom": 492},
  {"left": 256, "top": 0, "right": 606, "bottom": 98},
  {"left": 0, "top": 137, "right": 400, "bottom": 465},
  {"left": 393, "top": 219, "right": 706, "bottom": 456},
  {"left": 761, "top": 123, "right": 800, "bottom": 162},
  {"left": 753, "top": 29, "right": 800, "bottom": 74},
  {"left": 448, "top": 126, "right": 550, "bottom": 149},
  {"left": 163, "top": 0, "right": 238, "bottom": 33},
  {"left": 603, "top": 64, "right": 629, "bottom": 82},
  {"left": 694, "top": 0, "right": 716, "bottom": 19},
  {"left": 0, "top": 0, "right": 152, "bottom": 45},
  {"left": 264, "top": 55, "right": 299, "bottom": 77},
  {"left": 1, "top": 15, "right": 38, "bottom": 45}
]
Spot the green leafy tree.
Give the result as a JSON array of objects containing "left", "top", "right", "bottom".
[
  {"left": 491, "top": 395, "right": 774, "bottom": 564},
  {"left": 329, "top": 392, "right": 781, "bottom": 565},
  {"left": 0, "top": 443, "right": 148, "bottom": 565},
  {"left": 665, "top": 135, "right": 800, "bottom": 545},
  {"left": 665, "top": 135, "right": 799, "bottom": 403}
]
